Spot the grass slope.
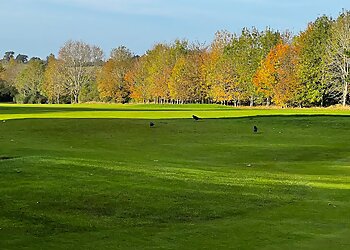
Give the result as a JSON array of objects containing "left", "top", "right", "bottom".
[{"left": 0, "top": 104, "right": 350, "bottom": 249}]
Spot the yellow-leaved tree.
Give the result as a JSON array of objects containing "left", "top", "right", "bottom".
[{"left": 43, "top": 54, "right": 67, "bottom": 104}]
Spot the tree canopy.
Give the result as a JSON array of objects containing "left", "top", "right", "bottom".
[{"left": 0, "top": 10, "right": 349, "bottom": 106}]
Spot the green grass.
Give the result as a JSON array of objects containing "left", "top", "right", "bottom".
[
  {"left": 0, "top": 104, "right": 350, "bottom": 249},
  {"left": 0, "top": 103, "right": 350, "bottom": 120}
]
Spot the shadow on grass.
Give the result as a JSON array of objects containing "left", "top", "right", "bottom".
[
  {"left": 0, "top": 155, "right": 310, "bottom": 235},
  {"left": 0, "top": 156, "right": 20, "bottom": 161},
  {"left": 213, "top": 114, "right": 350, "bottom": 120}
]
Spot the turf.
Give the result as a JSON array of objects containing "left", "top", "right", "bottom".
[{"left": 0, "top": 104, "right": 350, "bottom": 249}]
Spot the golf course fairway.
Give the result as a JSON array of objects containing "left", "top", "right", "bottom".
[{"left": 0, "top": 104, "right": 350, "bottom": 249}]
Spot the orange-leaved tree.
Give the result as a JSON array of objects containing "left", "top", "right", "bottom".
[
  {"left": 97, "top": 46, "right": 134, "bottom": 103},
  {"left": 125, "top": 56, "right": 151, "bottom": 103},
  {"left": 254, "top": 42, "right": 300, "bottom": 106}
]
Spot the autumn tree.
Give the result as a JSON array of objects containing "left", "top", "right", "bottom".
[
  {"left": 166, "top": 40, "right": 191, "bottom": 103},
  {"left": 205, "top": 30, "right": 236, "bottom": 104},
  {"left": 224, "top": 28, "right": 280, "bottom": 106},
  {"left": 125, "top": 56, "right": 151, "bottom": 103},
  {"left": 0, "top": 64, "right": 4, "bottom": 81},
  {"left": 169, "top": 44, "right": 207, "bottom": 103},
  {"left": 2, "top": 10, "right": 350, "bottom": 106},
  {"left": 0, "top": 57, "right": 24, "bottom": 102},
  {"left": 126, "top": 40, "right": 189, "bottom": 104},
  {"left": 325, "top": 10, "right": 350, "bottom": 106},
  {"left": 168, "top": 56, "right": 190, "bottom": 103},
  {"left": 1, "top": 58, "right": 24, "bottom": 86},
  {"left": 58, "top": 40, "right": 104, "bottom": 103},
  {"left": 97, "top": 46, "right": 134, "bottom": 103},
  {"left": 98, "top": 60, "right": 127, "bottom": 103},
  {"left": 254, "top": 42, "right": 300, "bottom": 106},
  {"left": 126, "top": 43, "right": 174, "bottom": 103},
  {"left": 144, "top": 43, "right": 172, "bottom": 103},
  {"left": 42, "top": 54, "right": 67, "bottom": 104},
  {"left": 253, "top": 49, "right": 275, "bottom": 105}
]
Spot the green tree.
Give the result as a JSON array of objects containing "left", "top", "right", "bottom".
[
  {"left": 15, "top": 54, "right": 28, "bottom": 64},
  {"left": 79, "top": 81, "right": 100, "bottom": 103},
  {"left": 224, "top": 28, "right": 280, "bottom": 106},
  {"left": 0, "top": 64, "right": 16, "bottom": 102},
  {"left": 295, "top": 16, "right": 333, "bottom": 106},
  {"left": 3, "top": 51, "right": 15, "bottom": 62},
  {"left": 14, "top": 58, "right": 46, "bottom": 103}
]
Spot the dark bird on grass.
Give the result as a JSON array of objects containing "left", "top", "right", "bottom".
[
  {"left": 253, "top": 125, "right": 258, "bottom": 133},
  {"left": 150, "top": 122, "right": 155, "bottom": 128},
  {"left": 192, "top": 115, "right": 201, "bottom": 121}
]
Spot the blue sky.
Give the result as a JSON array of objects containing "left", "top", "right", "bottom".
[{"left": 1, "top": 0, "right": 349, "bottom": 58}]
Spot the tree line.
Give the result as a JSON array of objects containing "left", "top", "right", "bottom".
[{"left": 0, "top": 11, "right": 349, "bottom": 107}]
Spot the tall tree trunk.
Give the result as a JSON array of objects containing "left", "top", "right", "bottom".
[
  {"left": 342, "top": 81, "right": 348, "bottom": 106},
  {"left": 74, "top": 92, "right": 79, "bottom": 103},
  {"left": 250, "top": 96, "right": 254, "bottom": 107}
]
